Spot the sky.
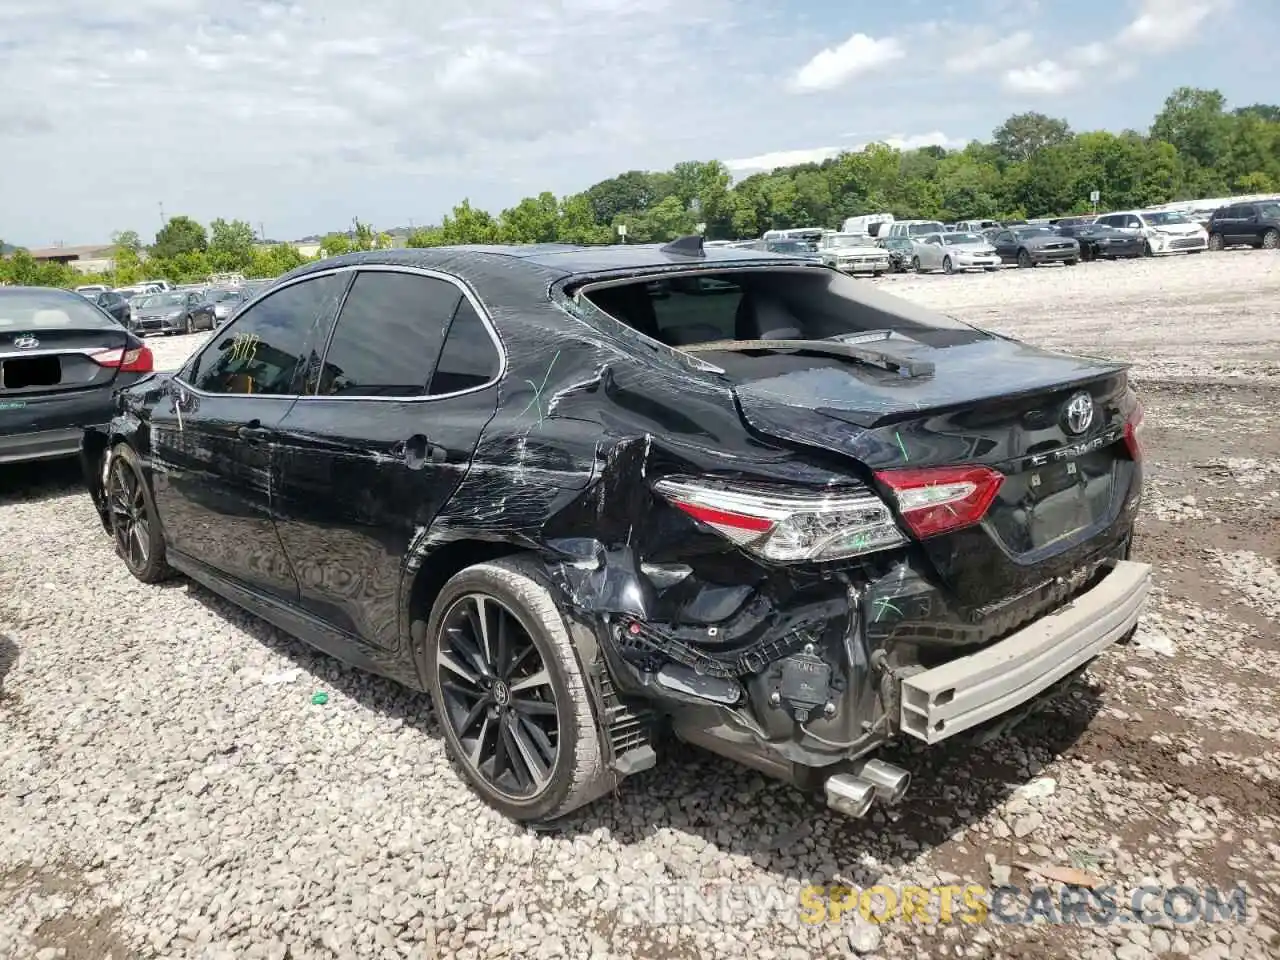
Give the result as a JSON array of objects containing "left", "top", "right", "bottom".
[{"left": 1, "top": 0, "right": 1276, "bottom": 247}]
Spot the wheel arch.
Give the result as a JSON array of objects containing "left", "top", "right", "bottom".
[{"left": 403, "top": 538, "right": 529, "bottom": 682}]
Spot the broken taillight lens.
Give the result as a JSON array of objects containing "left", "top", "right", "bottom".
[
  {"left": 874, "top": 465, "right": 1004, "bottom": 540},
  {"left": 91, "top": 345, "right": 154, "bottom": 373},
  {"left": 652, "top": 477, "right": 908, "bottom": 562},
  {"left": 1123, "top": 400, "right": 1145, "bottom": 462}
]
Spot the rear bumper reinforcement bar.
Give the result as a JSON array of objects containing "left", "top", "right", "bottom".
[{"left": 900, "top": 560, "right": 1152, "bottom": 744}]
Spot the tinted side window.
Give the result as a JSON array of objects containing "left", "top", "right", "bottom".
[
  {"left": 190, "top": 273, "right": 344, "bottom": 395},
  {"left": 428, "top": 298, "right": 501, "bottom": 395},
  {"left": 315, "top": 272, "right": 460, "bottom": 397},
  {"left": 1237, "top": 205, "right": 1256, "bottom": 218}
]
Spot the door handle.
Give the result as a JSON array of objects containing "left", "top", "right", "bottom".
[
  {"left": 394, "top": 434, "right": 442, "bottom": 468},
  {"left": 237, "top": 420, "right": 272, "bottom": 443}
]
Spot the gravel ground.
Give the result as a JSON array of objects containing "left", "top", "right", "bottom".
[{"left": 2, "top": 251, "right": 1280, "bottom": 959}]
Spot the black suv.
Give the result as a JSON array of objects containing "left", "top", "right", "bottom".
[
  {"left": 83, "top": 240, "right": 1151, "bottom": 823},
  {"left": 1206, "top": 200, "right": 1280, "bottom": 250}
]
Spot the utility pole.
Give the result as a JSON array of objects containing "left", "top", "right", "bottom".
[
  {"left": 259, "top": 222, "right": 266, "bottom": 242},
  {"left": 158, "top": 201, "right": 165, "bottom": 225}
]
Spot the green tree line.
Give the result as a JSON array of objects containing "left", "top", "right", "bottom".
[{"left": 3, "top": 86, "right": 1276, "bottom": 291}]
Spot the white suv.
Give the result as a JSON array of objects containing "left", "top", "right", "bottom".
[
  {"left": 883, "top": 220, "right": 947, "bottom": 241},
  {"left": 1093, "top": 211, "right": 1208, "bottom": 255}
]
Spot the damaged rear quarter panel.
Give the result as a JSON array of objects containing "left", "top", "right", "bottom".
[{"left": 405, "top": 269, "right": 878, "bottom": 744}]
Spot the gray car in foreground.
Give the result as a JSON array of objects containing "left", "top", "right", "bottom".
[{"left": 992, "top": 226, "right": 1080, "bottom": 267}]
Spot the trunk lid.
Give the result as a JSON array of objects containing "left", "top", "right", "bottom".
[
  {"left": 0, "top": 326, "right": 131, "bottom": 396},
  {"left": 727, "top": 334, "right": 1139, "bottom": 607}
]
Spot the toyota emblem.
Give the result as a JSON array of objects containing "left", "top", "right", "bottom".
[
  {"left": 13, "top": 334, "right": 39, "bottom": 349},
  {"left": 1063, "top": 391, "right": 1094, "bottom": 435}
]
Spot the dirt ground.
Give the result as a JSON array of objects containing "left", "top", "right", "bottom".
[{"left": 2, "top": 251, "right": 1279, "bottom": 960}]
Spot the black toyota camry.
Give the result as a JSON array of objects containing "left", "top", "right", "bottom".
[
  {"left": 82, "top": 240, "right": 1150, "bottom": 823},
  {"left": 1, "top": 286, "right": 153, "bottom": 464}
]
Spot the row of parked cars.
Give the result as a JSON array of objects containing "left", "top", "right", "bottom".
[
  {"left": 73, "top": 277, "right": 273, "bottom": 335},
  {"left": 740, "top": 196, "right": 1280, "bottom": 278}
]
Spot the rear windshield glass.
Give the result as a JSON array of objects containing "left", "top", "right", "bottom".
[
  {"left": 579, "top": 268, "right": 983, "bottom": 354},
  {"left": 0, "top": 291, "right": 118, "bottom": 329}
]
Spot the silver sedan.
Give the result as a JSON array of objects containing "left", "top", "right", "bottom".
[{"left": 911, "top": 232, "right": 1002, "bottom": 274}]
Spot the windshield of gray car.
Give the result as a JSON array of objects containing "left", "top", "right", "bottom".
[
  {"left": 1013, "top": 226, "right": 1056, "bottom": 237},
  {"left": 942, "top": 232, "right": 985, "bottom": 244},
  {"left": 209, "top": 289, "right": 244, "bottom": 302},
  {"left": 136, "top": 293, "right": 186, "bottom": 309}
]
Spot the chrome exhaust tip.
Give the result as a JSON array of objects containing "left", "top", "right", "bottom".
[
  {"left": 824, "top": 774, "right": 877, "bottom": 819},
  {"left": 851, "top": 758, "right": 911, "bottom": 804}
]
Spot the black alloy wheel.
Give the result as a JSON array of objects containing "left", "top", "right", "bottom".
[
  {"left": 436, "top": 592, "right": 560, "bottom": 800},
  {"left": 106, "top": 445, "right": 171, "bottom": 583}
]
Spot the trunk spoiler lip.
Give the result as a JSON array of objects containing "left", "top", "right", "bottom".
[{"left": 733, "top": 358, "right": 1132, "bottom": 431}]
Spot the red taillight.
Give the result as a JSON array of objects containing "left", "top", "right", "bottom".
[
  {"left": 1124, "top": 401, "right": 1145, "bottom": 462},
  {"left": 874, "top": 465, "right": 1004, "bottom": 540},
  {"left": 667, "top": 500, "right": 775, "bottom": 538},
  {"left": 91, "top": 344, "right": 153, "bottom": 373}
]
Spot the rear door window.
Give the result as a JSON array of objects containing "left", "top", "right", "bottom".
[{"left": 314, "top": 271, "right": 460, "bottom": 397}]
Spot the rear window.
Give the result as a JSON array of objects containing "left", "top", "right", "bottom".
[
  {"left": 580, "top": 268, "right": 980, "bottom": 351},
  {"left": 0, "top": 291, "right": 118, "bottom": 329}
]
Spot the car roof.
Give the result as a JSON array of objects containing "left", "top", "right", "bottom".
[{"left": 281, "top": 243, "right": 818, "bottom": 294}]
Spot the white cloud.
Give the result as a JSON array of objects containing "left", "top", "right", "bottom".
[
  {"left": 1067, "top": 41, "right": 1111, "bottom": 66},
  {"left": 725, "top": 147, "right": 843, "bottom": 174},
  {"left": 945, "top": 31, "right": 1035, "bottom": 73},
  {"left": 1118, "top": 0, "right": 1228, "bottom": 52},
  {"left": 1003, "top": 60, "right": 1081, "bottom": 95},
  {"left": 726, "top": 132, "right": 968, "bottom": 176},
  {"left": 789, "top": 33, "right": 905, "bottom": 92},
  {"left": 879, "top": 132, "right": 969, "bottom": 151}
]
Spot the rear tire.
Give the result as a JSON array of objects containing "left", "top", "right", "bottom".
[
  {"left": 1263, "top": 229, "right": 1279, "bottom": 250},
  {"left": 425, "top": 557, "right": 608, "bottom": 823},
  {"left": 1208, "top": 232, "right": 1224, "bottom": 251},
  {"left": 105, "top": 444, "right": 173, "bottom": 584}
]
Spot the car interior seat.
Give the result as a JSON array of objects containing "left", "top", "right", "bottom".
[
  {"left": 734, "top": 293, "right": 802, "bottom": 342},
  {"left": 588, "top": 285, "right": 660, "bottom": 341}
]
